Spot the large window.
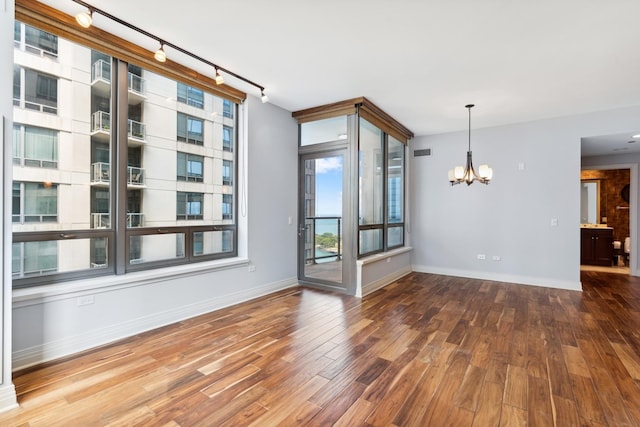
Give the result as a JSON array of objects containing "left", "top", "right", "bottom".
[
  {"left": 12, "top": 20, "right": 239, "bottom": 287},
  {"left": 358, "top": 119, "right": 405, "bottom": 256}
]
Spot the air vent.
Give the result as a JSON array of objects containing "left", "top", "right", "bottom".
[{"left": 414, "top": 148, "right": 432, "bottom": 157}]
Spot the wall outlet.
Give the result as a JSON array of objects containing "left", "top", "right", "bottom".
[
  {"left": 76, "top": 295, "right": 95, "bottom": 306},
  {"left": 492, "top": 255, "right": 501, "bottom": 261},
  {"left": 477, "top": 254, "right": 486, "bottom": 260},
  {"left": 248, "top": 264, "right": 256, "bottom": 272}
]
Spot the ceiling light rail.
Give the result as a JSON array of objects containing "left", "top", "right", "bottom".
[{"left": 71, "top": 0, "right": 268, "bottom": 102}]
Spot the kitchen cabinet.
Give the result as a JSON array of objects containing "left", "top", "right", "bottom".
[{"left": 581, "top": 227, "right": 613, "bottom": 266}]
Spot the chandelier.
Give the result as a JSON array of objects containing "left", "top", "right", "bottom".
[{"left": 448, "top": 104, "right": 493, "bottom": 185}]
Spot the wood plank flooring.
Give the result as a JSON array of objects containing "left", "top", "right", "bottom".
[{"left": 2, "top": 271, "right": 640, "bottom": 426}]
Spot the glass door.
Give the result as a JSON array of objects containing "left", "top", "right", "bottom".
[{"left": 299, "top": 151, "right": 345, "bottom": 287}]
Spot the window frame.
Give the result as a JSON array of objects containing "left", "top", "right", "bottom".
[{"left": 12, "top": 4, "right": 243, "bottom": 288}]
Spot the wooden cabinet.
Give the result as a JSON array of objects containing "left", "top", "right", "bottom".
[{"left": 581, "top": 228, "right": 613, "bottom": 266}]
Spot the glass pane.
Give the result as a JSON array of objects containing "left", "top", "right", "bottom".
[
  {"left": 387, "top": 135, "right": 404, "bottom": 224},
  {"left": 388, "top": 226, "right": 404, "bottom": 248},
  {"left": 302, "top": 155, "right": 343, "bottom": 284},
  {"left": 360, "top": 228, "right": 383, "bottom": 255},
  {"left": 300, "top": 116, "right": 348, "bottom": 146},
  {"left": 129, "top": 233, "right": 186, "bottom": 264},
  {"left": 193, "top": 230, "right": 234, "bottom": 256},
  {"left": 12, "top": 238, "right": 108, "bottom": 278},
  {"left": 359, "top": 118, "right": 384, "bottom": 226}
]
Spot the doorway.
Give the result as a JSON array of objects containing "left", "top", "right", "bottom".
[{"left": 298, "top": 151, "right": 346, "bottom": 287}]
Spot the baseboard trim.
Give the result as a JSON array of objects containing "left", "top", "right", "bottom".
[
  {"left": 12, "top": 277, "right": 298, "bottom": 371},
  {"left": 0, "top": 384, "right": 18, "bottom": 414},
  {"left": 411, "top": 265, "right": 583, "bottom": 292}
]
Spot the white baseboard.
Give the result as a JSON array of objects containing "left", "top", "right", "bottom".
[
  {"left": 411, "top": 265, "right": 582, "bottom": 292},
  {"left": 0, "top": 384, "right": 17, "bottom": 414},
  {"left": 13, "top": 277, "right": 298, "bottom": 371},
  {"left": 361, "top": 265, "right": 413, "bottom": 297}
]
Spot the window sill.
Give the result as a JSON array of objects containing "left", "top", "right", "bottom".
[
  {"left": 356, "top": 246, "right": 413, "bottom": 266},
  {"left": 13, "top": 257, "right": 250, "bottom": 307}
]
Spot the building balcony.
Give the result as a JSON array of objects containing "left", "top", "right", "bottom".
[
  {"left": 127, "top": 166, "right": 145, "bottom": 188},
  {"left": 90, "top": 162, "right": 145, "bottom": 188},
  {"left": 91, "top": 59, "right": 146, "bottom": 104},
  {"left": 90, "top": 162, "right": 110, "bottom": 186},
  {"left": 91, "top": 212, "right": 144, "bottom": 228},
  {"left": 90, "top": 111, "right": 146, "bottom": 145}
]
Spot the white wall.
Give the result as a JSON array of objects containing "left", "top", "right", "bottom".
[
  {"left": 10, "top": 96, "right": 299, "bottom": 371},
  {"left": 410, "top": 106, "right": 640, "bottom": 290},
  {"left": 1, "top": 0, "right": 18, "bottom": 412}
]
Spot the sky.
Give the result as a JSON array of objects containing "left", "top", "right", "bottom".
[{"left": 314, "top": 156, "right": 342, "bottom": 217}]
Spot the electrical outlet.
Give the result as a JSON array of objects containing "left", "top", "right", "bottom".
[
  {"left": 477, "top": 254, "right": 486, "bottom": 260},
  {"left": 76, "top": 295, "right": 95, "bottom": 306},
  {"left": 492, "top": 255, "right": 501, "bottom": 261},
  {"left": 248, "top": 265, "right": 256, "bottom": 272}
]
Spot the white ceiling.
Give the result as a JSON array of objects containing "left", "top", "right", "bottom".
[{"left": 42, "top": 0, "right": 640, "bottom": 148}]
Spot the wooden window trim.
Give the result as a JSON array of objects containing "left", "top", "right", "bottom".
[
  {"left": 292, "top": 96, "right": 413, "bottom": 144},
  {"left": 15, "top": 0, "right": 246, "bottom": 104}
]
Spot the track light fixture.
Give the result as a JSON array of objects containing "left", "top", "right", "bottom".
[
  {"left": 154, "top": 43, "right": 167, "bottom": 63},
  {"left": 448, "top": 104, "right": 493, "bottom": 186},
  {"left": 70, "top": 0, "right": 268, "bottom": 102},
  {"left": 214, "top": 68, "right": 224, "bottom": 85},
  {"left": 75, "top": 8, "right": 93, "bottom": 28}
]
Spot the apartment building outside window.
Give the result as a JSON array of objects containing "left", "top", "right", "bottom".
[
  {"left": 222, "top": 160, "right": 232, "bottom": 186},
  {"left": 223, "top": 99, "right": 233, "bottom": 118},
  {"left": 12, "top": 20, "right": 239, "bottom": 287}
]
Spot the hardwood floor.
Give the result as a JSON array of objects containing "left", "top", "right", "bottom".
[{"left": 2, "top": 271, "right": 640, "bottom": 426}]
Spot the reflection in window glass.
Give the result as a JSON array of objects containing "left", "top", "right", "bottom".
[
  {"left": 129, "top": 233, "right": 186, "bottom": 265},
  {"left": 300, "top": 115, "right": 348, "bottom": 146},
  {"left": 193, "top": 230, "right": 234, "bottom": 256},
  {"left": 359, "top": 229, "right": 383, "bottom": 255},
  {"left": 387, "top": 136, "right": 404, "bottom": 224},
  {"left": 359, "top": 119, "right": 383, "bottom": 226}
]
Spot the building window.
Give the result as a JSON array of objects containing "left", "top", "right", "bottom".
[
  {"left": 358, "top": 119, "right": 405, "bottom": 256},
  {"left": 177, "top": 152, "right": 204, "bottom": 182},
  {"left": 177, "top": 112, "right": 204, "bottom": 145},
  {"left": 222, "top": 194, "right": 232, "bottom": 220},
  {"left": 177, "top": 82, "right": 204, "bottom": 109},
  {"left": 12, "top": 19, "right": 239, "bottom": 288},
  {"left": 13, "top": 66, "right": 58, "bottom": 114},
  {"left": 13, "top": 124, "right": 58, "bottom": 168},
  {"left": 222, "top": 160, "right": 232, "bottom": 186},
  {"left": 12, "top": 182, "right": 58, "bottom": 224},
  {"left": 14, "top": 21, "right": 58, "bottom": 58},
  {"left": 223, "top": 125, "right": 233, "bottom": 152},
  {"left": 223, "top": 99, "right": 233, "bottom": 118},
  {"left": 177, "top": 192, "right": 204, "bottom": 220}
]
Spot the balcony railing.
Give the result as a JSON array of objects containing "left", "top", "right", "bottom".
[
  {"left": 14, "top": 96, "right": 58, "bottom": 115},
  {"left": 91, "top": 162, "right": 110, "bottom": 184},
  {"left": 91, "top": 212, "right": 110, "bottom": 229},
  {"left": 128, "top": 166, "right": 144, "bottom": 186},
  {"left": 127, "top": 213, "right": 144, "bottom": 228},
  {"left": 92, "top": 60, "right": 145, "bottom": 97},
  {"left": 128, "top": 119, "right": 146, "bottom": 142},
  {"left": 305, "top": 216, "right": 342, "bottom": 264},
  {"left": 91, "top": 212, "right": 144, "bottom": 228},
  {"left": 92, "top": 111, "right": 110, "bottom": 134}
]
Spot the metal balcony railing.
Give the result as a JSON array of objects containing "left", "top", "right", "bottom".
[
  {"left": 305, "top": 216, "right": 342, "bottom": 264},
  {"left": 91, "top": 212, "right": 110, "bottom": 229},
  {"left": 128, "top": 166, "right": 144, "bottom": 186},
  {"left": 91, "top": 162, "right": 110, "bottom": 184},
  {"left": 128, "top": 119, "right": 146, "bottom": 142},
  {"left": 92, "top": 111, "right": 110, "bottom": 133},
  {"left": 92, "top": 60, "right": 145, "bottom": 97}
]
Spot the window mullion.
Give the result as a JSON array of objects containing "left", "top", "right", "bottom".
[{"left": 114, "top": 59, "right": 129, "bottom": 274}]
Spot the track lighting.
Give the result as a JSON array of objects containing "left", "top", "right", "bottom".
[
  {"left": 214, "top": 68, "right": 224, "bottom": 85},
  {"left": 154, "top": 43, "right": 167, "bottom": 63},
  {"left": 70, "top": 0, "right": 267, "bottom": 101},
  {"left": 75, "top": 8, "right": 93, "bottom": 28}
]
